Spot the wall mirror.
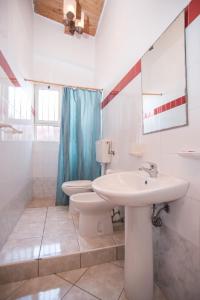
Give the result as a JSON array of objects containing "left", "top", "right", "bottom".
[{"left": 141, "top": 11, "right": 187, "bottom": 134}]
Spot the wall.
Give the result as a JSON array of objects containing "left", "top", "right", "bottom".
[
  {"left": 33, "top": 14, "right": 95, "bottom": 86},
  {"left": 32, "top": 142, "right": 59, "bottom": 204},
  {"left": 95, "top": 0, "right": 189, "bottom": 92},
  {"left": 98, "top": 0, "right": 200, "bottom": 299},
  {"left": 0, "top": 0, "right": 33, "bottom": 78},
  {"left": 0, "top": 0, "right": 34, "bottom": 248}
]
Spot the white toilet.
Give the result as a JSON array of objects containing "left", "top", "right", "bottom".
[
  {"left": 61, "top": 180, "right": 114, "bottom": 237},
  {"left": 61, "top": 139, "right": 115, "bottom": 237},
  {"left": 70, "top": 192, "right": 114, "bottom": 237}
]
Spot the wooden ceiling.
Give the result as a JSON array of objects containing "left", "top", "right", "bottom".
[{"left": 33, "top": 0, "right": 105, "bottom": 36}]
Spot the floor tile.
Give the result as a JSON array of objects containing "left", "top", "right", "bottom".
[
  {"left": 112, "top": 260, "right": 124, "bottom": 268},
  {"left": 28, "top": 198, "right": 55, "bottom": 208},
  {"left": 62, "top": 285, "right": 98, "bottom": 300},
  {"left": 78, "top": 235, "right": 115, "bottom": 251},
  {"left": 16, "top": 211, "right": 46, "bottom": 225},
  {"left": 43, "top": 223, "right": 76, "bottom": 239},
  {"left": 39, "top": 236, "right": 80, "bottom": 258},
  {"left": 57, "top": 267, "right": 87, "bottom": 284},
  {"left": 48, "top": 206, "right": 69, "bottom": 212},
  {"left": 23, "top": 208, "right": 47, "bottom": 215},
  {"left": 0, "top": 238, "right": 41, "bottom": 264},
  {"left": 6, "top": 274, "right": 72, "bottom": 300},
  {"left": 8, "top": 223, "right": 44, "bottom": 240},
  {"left": 0, "top": 281, "right": 24, "bottom": 300},
  {"left": 112, "top": 232, "right": 125, "bottom": 245},
  {"left": 76, "top": 262, "right": 124, "bottom": 300},
  {"left": 39, "top": 253, "right": 80, "bottom": 276},
  {"left": 44, "top": 219, "right": 75, "bottom": 229},
  {"left": 46, "top": 207, "right": 72, "bottom": 221}
]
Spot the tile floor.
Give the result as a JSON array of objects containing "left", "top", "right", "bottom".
[
  {"left": 0, "top": 261, "right": 167, "bottom": 300},
  {"left": 27, "top": 198, "right": 55, "bottom": 208},
  {"left": 0, "top": 207, "right": 124, "bottom": 283},
  {"left": 0, "top": 207, "right": 124, "bottom": 264}
]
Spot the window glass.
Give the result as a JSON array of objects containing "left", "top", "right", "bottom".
[
  {"left": 34, "top": 85, "right": 61, "bottom": 141},
  {"left": 8, "top": 86, "right": 31, "bottom": 120}
]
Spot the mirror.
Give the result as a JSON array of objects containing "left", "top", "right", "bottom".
[{"left": 141, "top": 11, "right": 187, "bottom": 134}]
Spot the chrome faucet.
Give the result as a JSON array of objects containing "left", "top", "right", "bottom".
[{"left": 139, "top": 161, "right": 158, "bottom": 178}]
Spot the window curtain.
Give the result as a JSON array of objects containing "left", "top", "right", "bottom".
[{"left": 56, "top": 87, "right": 102, "bottom": 205}]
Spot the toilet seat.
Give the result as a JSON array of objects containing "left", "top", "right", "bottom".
[
  {"left": 63, "top": 180, "right": 92, "bottom": 188},
  {"left": 62, "top": 180, "right": 92, "bottom": 196}
]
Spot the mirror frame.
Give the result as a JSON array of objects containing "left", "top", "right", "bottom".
[{"left": 141, "top": 10, "right": 188, "bottom": 135}]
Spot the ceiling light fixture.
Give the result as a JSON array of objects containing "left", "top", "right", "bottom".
[{"left": 63, "top": 0, "right": 86, "bottom": 35}]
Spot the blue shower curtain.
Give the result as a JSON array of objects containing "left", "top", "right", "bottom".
[{"left": 56, "top": 87, "right": 102, "bottom": 205}]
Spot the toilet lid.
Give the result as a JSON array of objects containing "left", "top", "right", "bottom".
[{"left": 65, "top": 180, "right": 92, "bottom": 188}]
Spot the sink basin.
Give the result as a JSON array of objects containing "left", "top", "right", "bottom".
[
  {"left": 92, "top": 170, "right": 189, "bottom": 207},
  {"left": 92, "top": 170, "right": 189, "bottom": 300}
]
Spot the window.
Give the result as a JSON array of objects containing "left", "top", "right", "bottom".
[
  {"left": 8, "top": 86, "right": 31, "bottom": 121},
  {"left": 34, "top": 85, "right": 62, "bottom": 141},
  {"left": 35, "top": 86, "right": 61, "bottom": 126}
]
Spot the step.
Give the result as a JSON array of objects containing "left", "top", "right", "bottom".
[{"left": 0, "top": 207, "right": 124, "bottom": 284}]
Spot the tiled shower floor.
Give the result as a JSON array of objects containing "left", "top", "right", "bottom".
[{"left": 0, "top": 206, "right": 124, "bottom": 283}]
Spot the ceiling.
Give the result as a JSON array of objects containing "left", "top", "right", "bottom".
[{"left": 33, "top": 0, "right": 105, "bottom": 36}]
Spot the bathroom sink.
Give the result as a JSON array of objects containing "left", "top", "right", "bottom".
[
  {"left": 92, "top": 170, "right": 189, "bottom": 207},
  {"left": 93, "top": 170, "right": 189, "bottom": 300}
]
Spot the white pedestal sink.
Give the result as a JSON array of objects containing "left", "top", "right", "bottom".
[{"left": 92, "top": 171, "right": 189, "bottom": 300}]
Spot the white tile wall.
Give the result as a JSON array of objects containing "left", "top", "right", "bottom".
[
  {"left": 0, "top": 81, "right": 33, "bottom": 249},
  {"left": 102, "top": 16, "right": 200, "bottom": 248},
  {"left": 32, "top": 141, "right": 59, "bottom": 202}
]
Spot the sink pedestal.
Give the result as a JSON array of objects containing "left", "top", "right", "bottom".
[{"left": 125, "top": 206, "right": 153, "bottom": 300}]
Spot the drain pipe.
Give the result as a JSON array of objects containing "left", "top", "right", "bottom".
[{"left": 151, "top": 204, "right": 170, "bottom": 227}]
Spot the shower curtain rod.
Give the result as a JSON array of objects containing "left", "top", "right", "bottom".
[{"left": 24, "top": 79, "right": 103, "bottom": 92}]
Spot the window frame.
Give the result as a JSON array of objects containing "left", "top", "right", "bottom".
[
  {"left": 7, "top": 85, "right": 32, "bottom": 124},
  {"left": 34, "top": 84, "right": 62, "bottom": 127}
]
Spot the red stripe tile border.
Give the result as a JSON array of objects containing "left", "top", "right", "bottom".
[
  {"left": 144, "top": 96, "right": 186, "bottom": 119},
  {"left": 0, "top": 50, "right": 21, "bottom": 87},
  {"left": 185, "top": 0, "right": 200, "bottom": 28},
  {"left": 102, "top": 0, "right": 199, "bottom": 109},
  {"left": 101, "top": 60, "right": 141, "bottom": 109}
]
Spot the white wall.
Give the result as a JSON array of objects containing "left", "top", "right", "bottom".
[
  {"left": 98, "top": 0, "right": 200, "bottom": 298},
  {"left": 95, "top": 0, "right": 189, "bottom": 92},
  {"left": 0, "top": 0, "right": 34, "bottom": 248},
  {"left": 0, "top": 0, "right": 33, "bottom": 78},
  {"left": 98, "top": 0, "right": 190, "bottom": 171},
  {"left": 33, "top": 14, "right": 95, "bottom": 86}
]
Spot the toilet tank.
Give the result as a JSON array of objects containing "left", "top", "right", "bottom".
[{"left": 96, "top": 139, "right": 112, "bottom": 163}]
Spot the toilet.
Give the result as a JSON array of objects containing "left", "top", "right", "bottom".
[
  {"left": 61, "top": 139, "right": 115, "bottom": 237},
  {"left": 70, "top": 192, "right": 114, "bottom": 237},
  {"left": 62, "top": 180, "right": 93, "bottom": 215},
  {"left": 61, "top": 180, "right": 114, "bottom": 237}
]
